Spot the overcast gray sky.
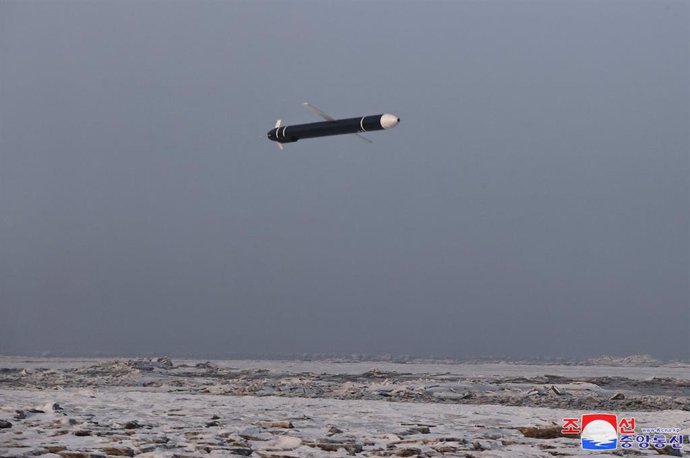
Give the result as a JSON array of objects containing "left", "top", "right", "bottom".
[{"left": 1, "top": 0, "right": 688, "bottom": 360}]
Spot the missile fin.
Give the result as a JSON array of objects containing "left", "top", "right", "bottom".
[
  {"left": 303, "top": 102, "right": 336, "bottom": 121},
  {"left": 353, "top": 133, "right": 373, "bottom": 144}
]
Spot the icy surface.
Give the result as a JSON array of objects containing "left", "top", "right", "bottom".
[{"left": 1, "top": 357, "right": 688, "bottom": 457}]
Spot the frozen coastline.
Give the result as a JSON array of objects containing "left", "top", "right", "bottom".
[{"left": 1, "top": 357, "right": 688, "bottom": 457}]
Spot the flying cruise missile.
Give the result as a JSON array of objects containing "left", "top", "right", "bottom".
[{"left": 267, "top": 102, "right": 400, "bottom": 149}]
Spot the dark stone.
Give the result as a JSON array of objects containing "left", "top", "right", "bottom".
[
  {"left": 48, "top": 402, "right": 63, "bottom": 411},
  {"left": 0, "top": 420, "right": 12, "bottom": 429},
  {"left": 228, "top": 448, "right": 253, "bottom": 456},
  {"left": 433, "top": 445, "right": 459, "bottom": 454},
  {"left": 312, "top": 441, "right": 363, "bottom": 454},
  {"left": 517, "top": 426, "right": 578, "bottom": 439},
  {"left": 73, "top": 430, "right": 92, "bottom": 436},
  {"left": 58, "top": 453, "right": 103, "bottom": 458},
  {"left": 326, "top": 425, "right": 343, "bottom": 436},
  {"left": 100, "top": 447, "right": 134, "bottom": 457},
  {"left": 408, "top": 426, "right": 430, "bottom": 434},
  {"left": 124, "top": 420, "right": 142, "bottom": 429}
]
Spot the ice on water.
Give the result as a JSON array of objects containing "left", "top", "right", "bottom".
[{"left": 1, "top": 356, "right": 688, "bottom": 457}]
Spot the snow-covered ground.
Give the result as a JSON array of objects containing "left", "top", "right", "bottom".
[{"left": 1, "top": 357, "right": 688, "bottom": 457}]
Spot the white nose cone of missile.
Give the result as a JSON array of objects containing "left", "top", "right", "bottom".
[{"left": 380, "top": 114, "right": 400, "bottom": 129}]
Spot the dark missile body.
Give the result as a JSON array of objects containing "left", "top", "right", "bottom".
[{"left": 267, "top": 114, "right": 399, "bottom": 144}]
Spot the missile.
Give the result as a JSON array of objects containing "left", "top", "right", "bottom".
[{"left": 267, "top": 102, "right": 399, "bottom": 149}]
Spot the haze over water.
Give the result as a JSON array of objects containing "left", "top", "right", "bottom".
[{"left": 1, "top": 1, "right": 688, "bottom": 360}]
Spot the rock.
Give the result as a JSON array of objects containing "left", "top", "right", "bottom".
[
  {"left": 264, "top": 436, "right": 301, "bottom": 450},
  {"left": 73, "top": 430, "right": 92, "bottom": 436},
  {"left": 472, "top": 439, "right": 501, "bottom": 451},
  {"left": 379, "top": 433, "right": 402, "bottom": 441},
  {"left": 123, "top": 420, "right": 142, "bottom": 429},
  {"left": 185, "top": 430, "right": 204, "bottom": 440},
  {"left": 211, "top": 414, "right": 220, "bottom": 420},
  {"left": 431, "top": 391, "right": 472, "bottom": 400},
  {"left": 14, "top": 410, "right": 26, "bottom": 420},
  {"left": 610, "top": 392, "right": 625, "bottom": 400},
  {"left": 472, "top": 440, "right": 487, "bottom": 450},
  {"left": 256, "top": 386, "right": 276, "bottom": 396},
  {"left": 44, "top": 402, "right": 63, "bottom": 411},
  {"left": 101, "top": 446, "right": 134, "bottom": 457},
  {"left": 58, "top": 452, "right": 88, "bottom": 458},
  {"left": 45, "top": 446, "right": 67, "bottom": 453},
  {"left": 396, "top": 448, "right": 421, "bottom": 457},
  {"left": 362, "top": 369, "right": 385, "bottom": 378},
  {"left": 310, "top": 440, "right": 363, "bottom": 454},
  {"left": 205, "top": 420, "right": 220, "bottom": 427},
  {"left": 433, "top": 436, "right": 467, "bottom": 444},
  {"left": 307, "top": 442, "right": 344, "bottom": 452},
  {"left": 256, "top": 453, "right": 299, "bottom": 458},
  {"left": 551, "top": 385, "right": 564, "bottom": 395},
  {"left": 0, "top": 419, "right": 12, "bottom": 428},
  {"left": 518, "top": 426, "right": 577, "bottom": 439},
  {"left": 238, "top": 426, "right": 273, "bottom": 441},
  {"left": 58, "top": 452, "right": 105, "bottom": 458},
  {"left": 326, "top": 425, "right": 343, "bottom": 436},
  {"left": 228, "top": 448, "right": 253, "bottom": 456},
  {"left": 401, "top": 425, "right": 430, "bottom": 435},
  {"left": 526, "top": 388, "right": 546, "bottom": 396},
  {"left": 659, "top": 446, "right": 683, "bottom": 457},
  {"left": 255, "top": 420, "right": 293, "bottom": 429}
]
